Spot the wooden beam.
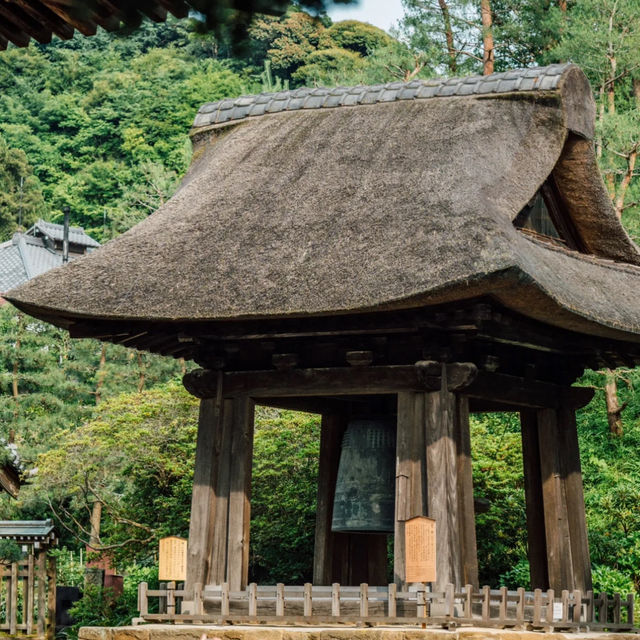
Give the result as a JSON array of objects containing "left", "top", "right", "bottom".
[
  {"left": 520, "top": 410, "right": 549, "bottom": 590},
  {"left": 183, "top": 362, "right": 477, "bottom": 399},
  {"left": 466, "top": 373, "right": 594, "bottom": 409}
]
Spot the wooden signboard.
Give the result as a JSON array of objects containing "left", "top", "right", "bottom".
[
  {"left": 405, "top": 516, "right": 436, "bottom": 583},
  {"left": 159, "top": 536, "right": 187, "bottom": 581}
]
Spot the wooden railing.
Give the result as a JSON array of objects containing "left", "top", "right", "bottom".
[
  {"left": 136, "top": 581, "right": 635, "bottom": 631},
  {"left": 0, "top": 553, "right": 55, "bottom": 639}
]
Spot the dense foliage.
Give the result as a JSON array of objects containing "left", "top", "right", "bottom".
[{"left": 0, "top": 0, "right": 639, "bottom": 632}]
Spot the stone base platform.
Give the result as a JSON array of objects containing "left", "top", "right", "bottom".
[{"left": 79, "top": 625, "right": 639, "bottom": 640}]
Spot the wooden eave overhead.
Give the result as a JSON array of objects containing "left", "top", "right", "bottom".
[{"left": 0, "top": 0, "right": 190, "bottom": 49}]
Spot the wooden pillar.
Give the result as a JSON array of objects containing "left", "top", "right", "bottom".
[
  {"left": 313, "top": 413, "right": 347, "bottom": 585},
  {"left": 520, "top": 409, "right": 549, "bottom": 590},
  {"left": 394, "top": 392, "right": 427, "bottom": 587},
  {"left": 186, "top": 393, "right": 255, "bottom": 591},
  {"left": 455, "top": 395, "right": 479, "bottom": 588},
  {"left": 426, "top": 386, "right": 463, "bottom": 591},
  {"left": 226, "top": 396, "right": 255, "bottom": 591},
  {"left": 558, "top": 406, "right": 592, "bottom": 593},
  {"left": 395, "top": 387, "right": 477, "bottom": 590},
  {"left": 520, "top": 406, "right": 591, "bottom": 592}
]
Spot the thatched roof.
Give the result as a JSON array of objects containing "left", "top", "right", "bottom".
[{"left": 8, "top": 63, "right": 640, "bottom": 344}]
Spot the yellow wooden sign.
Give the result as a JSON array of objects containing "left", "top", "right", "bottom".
[
  {"left": 405, "top": 516, "right": 436, "bottom": 583},
  {"left": 159, "top": 536, "right": 187, "bottom": 581}
]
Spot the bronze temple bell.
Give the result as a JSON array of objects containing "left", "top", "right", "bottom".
[{"left": 331, "top": 418, "right": 396, "bottom": 533}]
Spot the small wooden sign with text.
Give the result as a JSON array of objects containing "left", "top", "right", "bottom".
[
  {"left": 405, "top": 516, "right": 436, "bottom": 583},
  {"left": 159, "top": 536, "right": 187, "bottom": 581}
]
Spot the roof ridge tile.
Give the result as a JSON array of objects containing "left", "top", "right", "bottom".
[{"left": 194, "top": 63, "right": 574, "bottom": 130}]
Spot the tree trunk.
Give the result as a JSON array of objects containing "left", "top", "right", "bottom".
[
  {"left": 89, "top": 500, "right": 102, "bottom": 549},
  {"left": 481, "top": 0, "right": 494, "bottom": 75},
  {"left": 614, "top": 145, "right": 638, "bottom": 218},
  {"left": 558, "top": 0, "right": 567, "bottom": 11},
  {"left": 438, "top": 0, "right": 457, "bottom": 73},
  {"left": 604, "top": 369, "right": 625, "bottom": 437},
  {"left": 95, "top": 344, "right": 107, "bottom": 405}
]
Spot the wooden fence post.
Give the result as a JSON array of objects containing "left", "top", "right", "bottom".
[
  {"left": 37, "top": 551, "right": 46, "bottom": 639},
  {"left": 221, "top": 583, "right": 230, "bottom": 616},
  {"left": 303, "top": 583, "right": 312, "bottom": 617},
  {"left": 10, "top": 562, "right": 17, "bottom": 636},
  {"left": 166, "top": 581, "right": 176, "bottom": 618},
  {"left": 516, "top": 587, "right": 525, "bottom": 624},
  {"left": 481, "top": 585, "right": 490, "bottom": 621},
  {"left": 158, "top": 582, "right": 167, "bottom": 614},
  {"left": 46, "top": 554, "right": 56, "bottom": 640},
  {"left": 597, "top": 592, "right": 607, "bottom": 624},
  {"left": 387, "top": 583, "right": 396, "bottom": 618},
  {"left": 331, "top": 583, "right": 340, "bottom": 617},
  {"left": 138, "top": 582, "right": 148, "bottom": 617},
  {"left": 275, "top": 583, "right": 284, "bottom": 617},
  {"left": 27, "top": 553, "right": 34, "bottom": 635},
  {"left": 248, "top": 583, "right": 257, "bottom": 617}
]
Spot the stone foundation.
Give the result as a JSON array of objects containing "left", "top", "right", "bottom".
[{"left": 78, "top": 625, "right": 639, "bottom": 640}]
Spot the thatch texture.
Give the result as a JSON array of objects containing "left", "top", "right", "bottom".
[{"left": 8, "top": 64, "right": 640, "bottom": 342}]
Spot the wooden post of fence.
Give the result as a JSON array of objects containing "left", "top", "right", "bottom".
[
  {"left": 445, "top": 583, "right": 454, "bottom": 617},
  {"left": 561, "top": 589, "right": 569, "bottom": 623},
  {"left": 388, "top": 583, "right": 396, "bottom": 618},
  {"left": 627, "top": 593, "right": 634, "bottom": 626},
  {"left": 138, "top": 582, "right": 148, "bottom": 617},
  {"left": 221, "top": 583, "right": 230, "bottom": 616},
  {"left": 586, "top": 590, "right": 594, "bottom": 623},
  {"left": 359, "top": 583, "right": 368, "bottom": 617},
  {"left": 597, "top": 592, "right": 607, "bottom": 624},
  {"left": 10, "top": 562, "right": 18, "bottom": 636},
  {"left": 26, "top": 553, "right": 34, "bottom": 635},
  {"left": 46, "top": 554, "right": 56, "bottom": 640},
  {"left": 248, "top": 583, "right": 257, "bottom": 617},
  {"left": 613, "top": 593, "right": 621, "bottom": 624},
  {"left": 464, "top": 584, "right": 472, "bottom": 619},
  {"left": 499, "top": 586, "right": 507, "bottom": 621},
  {"left": 572, "top": 590, "right": 582, "bottom": 624},
  {"left": 533, "top": 588, "right": 542, "bottom": 626},
  {"left": 36, "top": 550, "right": 46, "bottom": 639},
  {"left": 275, "top": 583, "right": 284, "bottom": 617},
  {"left": 166, "top": 581, "right": 176, "bottom": 618},
  {"left": 482, "top": 585, "right": 490, "bottom": 621},
  {"left": 546, "top": 589, "right": 555, "bottom": 627},
  {"left": 516, "top": 587, "right": 525, "bottom": 624},
  {"left": 158, "top": 582, "right": 167, "bottom": 614},
  {"left": 192, "top": 582, "right": 203, "bottom": 617},
  {"left": 23, "top": 560, "right": 29, "bottom": 633},
  {"left": 303, "top": 583, "right": 312, "bottom": 617},
  {"left": 417, "top": 587, "right": 426, "bottom": 618},
  {"left": 331, "top": 583, "right": 340, "bottom": 617}
]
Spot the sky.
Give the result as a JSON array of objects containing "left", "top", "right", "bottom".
[{"left": 327, "top": 0, "right": 405, "bottom": 33}]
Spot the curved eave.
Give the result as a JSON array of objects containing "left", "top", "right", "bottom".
[{"left": 8, "top": 249, "right": 640, "bottom": 350}]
